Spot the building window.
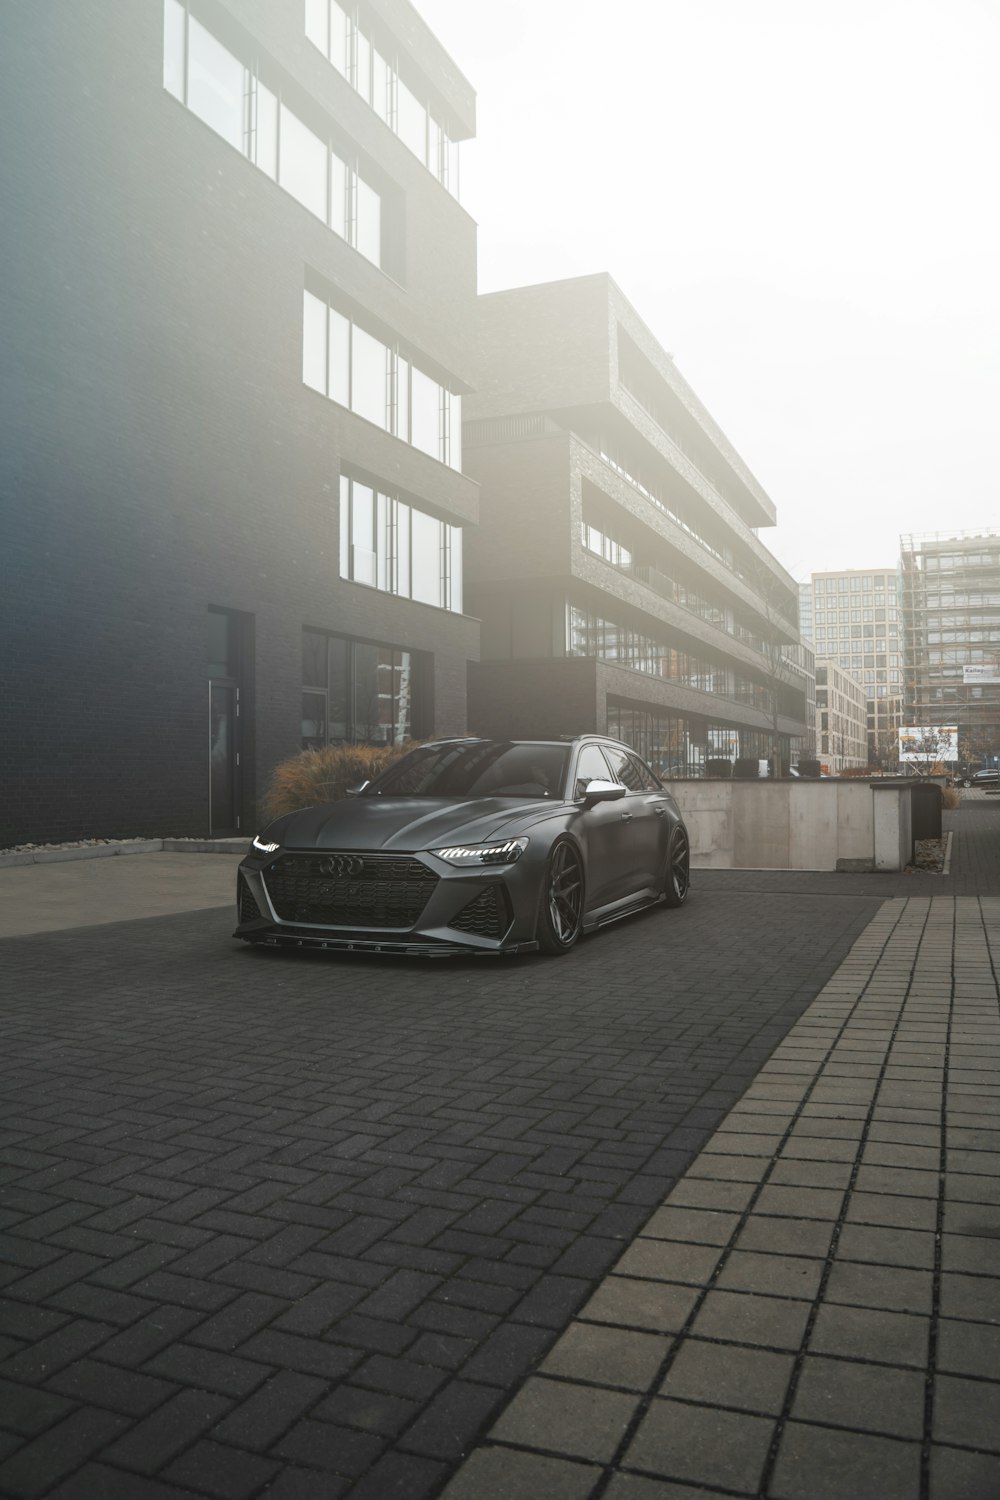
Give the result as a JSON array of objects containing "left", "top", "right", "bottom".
[
  {"left": 303, "top": 291, "right": 463, "bottom": 470},
  {"left": 164, "top": 1, "right": 383, "bottom": 267},
  {"left": 305, "top": 0, "right": 462, "bottom": 200},
  {"left": 302, "top": 629, "right": 423, "bottom": 748},
  {"left": 339, "top": 476, "right": 462, "bottom": 611}
]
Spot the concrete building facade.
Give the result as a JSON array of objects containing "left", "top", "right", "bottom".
[
  {"left": 0, "top": 0, "right": 479, "bottom": 847},
  {"left": 815, "top": 662, "right": 868, "bottom": 773},
  {"left": 900, "top": 530, "right": 1000, "bottom": 773},
  {"left": 463, "top": 276, "right": 809, "bottom": 776},
  {"left": 801, "top": 567, "right": 903, "bottom": 766}
]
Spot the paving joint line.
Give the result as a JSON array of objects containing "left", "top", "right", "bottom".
[{"left": 572, "top": 896, "right": 919, "bottom": 1499}]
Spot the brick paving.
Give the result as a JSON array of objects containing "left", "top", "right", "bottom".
[
  {"left": 445, "top": 887, "right": 1000, "bottom": 1500},
  {"left": 0, "top": 797, "right": 998, "bottom": 1498}
]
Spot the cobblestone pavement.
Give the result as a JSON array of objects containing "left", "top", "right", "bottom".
[
  {"left": 447, "top": 894, "right": 1000, "bottom": 1500},
  {"left": 1, "top": 798, "right": 998, "bottom": 1499},
  {"left": 0, "top": 882, "right": 881, "bottom": 1498}
]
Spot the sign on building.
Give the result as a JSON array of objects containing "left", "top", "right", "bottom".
[
  {"left": 898, "top": 725, "right": 959, "bottom": 763},
  {"left": 962, "top": 664, "right": 1000, "bottom": 685}
]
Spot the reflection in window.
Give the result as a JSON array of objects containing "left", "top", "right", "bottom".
[
  {"left": 303, "top": 293, "right": 463, "bottom": 471},
  {"left": 340, "top": 475, "right": 462, "bottom": 612},
  {"left": 186, "top": 15, "right": 244, "bottom": 148},
  {"left": 410, "top": 367, "right": 440, "bottom": 459},
  {"left": 279, "top": 105, "right": 328, "bottom": 221},
  {"left": 164, "top": 2, "right": 382, "bottom": 266},
  {"left": 351, "top": 326, "right": 388, "bottom": 430},
  {"left": 410, "top": 509, "right": 440, "bottom": 607},
  {"left": 302, "top": 629, "right": 418, "bottom": 747}
]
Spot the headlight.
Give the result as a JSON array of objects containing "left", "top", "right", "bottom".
[
  {"left": 251, "top": 835, "right": 280, "bottom": 854},
  {"left": 430, "top": 838, "right": 528, "bottom": 867}
]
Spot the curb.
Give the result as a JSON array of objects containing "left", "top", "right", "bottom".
[{"left": 0, "top": 839, "right": 249, "bottom": 869}]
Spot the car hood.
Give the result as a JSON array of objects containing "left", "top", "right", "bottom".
[{"left": 268, "top": 796, "right": 563, "bottom": 852}]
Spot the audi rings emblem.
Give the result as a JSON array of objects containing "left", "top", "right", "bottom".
[{"left": 318, "top": 854, "right": 365, "bottom": 878}]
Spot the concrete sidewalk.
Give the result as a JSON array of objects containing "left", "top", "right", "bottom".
[
  {"left": 444, "top": 894, "right": 1000, "bottom": 1499},
  {"left": 0, "top": 853, "right": 245, "bottom": 938}
]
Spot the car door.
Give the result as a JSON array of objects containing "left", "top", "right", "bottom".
[
  {"left": 600, "top": 745, "right": 669, "bottom": 897},
  {"left": 572, "top": 742, "right": 628, "bottom": 912}
]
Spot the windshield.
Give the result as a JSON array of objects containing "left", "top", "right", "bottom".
[{"left": 368, "top": 742, "right": 570, "bottom": 799}]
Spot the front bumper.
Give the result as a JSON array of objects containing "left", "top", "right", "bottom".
[{"left": 233, "top": 847, "right": 541, "bottom": 956}]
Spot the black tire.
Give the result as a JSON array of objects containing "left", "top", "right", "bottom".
[
  {"left": 662, "top": 825, "right": 690, "bottom": 908},
  {"left": 536, "top": 839, "right": 585, "bottom": 955},
  {"left": 963, "top": 779, "right": 972, "bottom": 788}
]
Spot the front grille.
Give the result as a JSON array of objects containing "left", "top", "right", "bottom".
[
  {"left": 449, "top": 883, "right": 512, "bottom": 940},
  {"left": 263, "top": 853, "right": 437, "bottom": 929},
  {"left": 238, "top": 875, "right": 262, "bottom": 923}
]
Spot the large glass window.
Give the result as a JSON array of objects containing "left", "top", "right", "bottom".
[
  {"left": 302, "top": 630, "right": 413, "bottom": 748},
  {"left": 302, "top": 293, "right": 464, "bottom": 471},
  {"left": 355, "top": 176, "right": 381, "bottom": 266},
  {"left": 304, "top": 1, "right": 461, "bottom": 201},
  {"left": 351, "top": 325, "right": 388, "bottom": 429},
  {"left": 165, "top": 3, "right": 382, "bottom": 265},
  {"left": 163, "top": 0, "right": 185, "bottom": 99},
  {"left": 279, "top": 106, "right": 328, "bottom": 220},
  {"left": 187, "top": 16, "right": 244, "bottom": 148},
  {"left": 340, "top": 475, "right": 462, "bottom": 612},
  {"left": 410, "top": 508, "right": 441, "bottom": 607},
  {"left": 396, "top": 76, "right": 427, "bottom": 161},
  {"left": 302, "top": 290, "right": 327, "bottom": 394},
  {"left": 410, "top": 367, "right": 440, "bottom": 459}
]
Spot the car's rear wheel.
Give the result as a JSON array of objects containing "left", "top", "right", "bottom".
[
  {"left": 536, "top": 839, "right": 585, "bottom": 955},
  {"left": 662, "top": 825, "right": 690, "bottom": 908}
]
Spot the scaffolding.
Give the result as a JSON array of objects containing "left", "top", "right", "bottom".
[{"left": 899, "top": 529, "right": 1000, "bottom": 770}]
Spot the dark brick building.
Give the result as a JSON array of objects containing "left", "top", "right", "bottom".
[
  {"left": 463, "top": 276, "right": 809, "bottom": 774},
  {"left": 0, "top": 0, "right": 478, "bottom": 845}
]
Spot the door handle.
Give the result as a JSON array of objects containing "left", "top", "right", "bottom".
[
  {"left": 654, "top": 804, "right": 667, "bottom": 815},
  {"left": 621, "top": 811, "right": 633, "bottom": 821}
]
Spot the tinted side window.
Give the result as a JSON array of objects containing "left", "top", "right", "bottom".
[
  {"left": 626, "top": 752, "right": 661, "bottom": 791},
  {"left": 575, "top": 744, "right": 614, "bottom": 797},
  {"left": 601, "top": 746, "right": 653, "bottom": 792}
]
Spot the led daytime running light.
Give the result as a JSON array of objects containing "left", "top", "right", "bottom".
[
  {"left": 432, "top": 838, "right": 527, "bottom": 865},
  {"left": 252, "top": 835, "right": 280, "bottom": 854}
]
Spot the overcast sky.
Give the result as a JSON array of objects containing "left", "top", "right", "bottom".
[{"left": 417, "top": 0, "right": 999, "bottom": 582}]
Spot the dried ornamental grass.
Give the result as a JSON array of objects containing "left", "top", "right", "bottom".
[{"left": 261, "top": 741, "right": 416, "bottom": 823}]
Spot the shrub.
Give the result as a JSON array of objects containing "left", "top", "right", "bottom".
[
  {"left": 261, "top": 741, "right": 417, "bottom": 823},
  {"left": 942, "top": 784, "right": 961, "bottom": 810}
]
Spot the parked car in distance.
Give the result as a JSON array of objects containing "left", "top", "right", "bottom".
[
  {"left": 235, "top": 737, "right": 690, "bottom": 957},
  {"left": 963, "top": 767, "right": 1000, "bottom": 787}
]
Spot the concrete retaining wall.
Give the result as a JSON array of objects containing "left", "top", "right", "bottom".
[{"left": 678, "top": 780, "right": 914, "bottom": 872}]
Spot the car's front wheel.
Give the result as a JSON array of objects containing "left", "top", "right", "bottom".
[
  {"left": 662, "top": 825, "right": 690, "bottom": 908},
  {"left": 536, "top": 839, "right": 585, "bottom": 955}
]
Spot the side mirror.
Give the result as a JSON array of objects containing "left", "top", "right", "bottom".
[
  {"left": 581, "top": 778, "right": 627, "bottom": 805},
  {"left": 346, "top": 780, "right": 370, "bottom": 798}
]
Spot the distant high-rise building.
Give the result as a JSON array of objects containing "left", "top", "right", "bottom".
[
  {"left": 803, "top": 567, "right": 902, "bottom": 765},
  {"left": 798, "top": 581, "right": 813, "bottom": 644},
  {"left": 900, "top": 531, "right": 1000, "bottom": 772}
]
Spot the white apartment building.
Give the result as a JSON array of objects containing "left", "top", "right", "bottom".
[{"left": 816, "top": 662, "right": 868, "bottom": 772}]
